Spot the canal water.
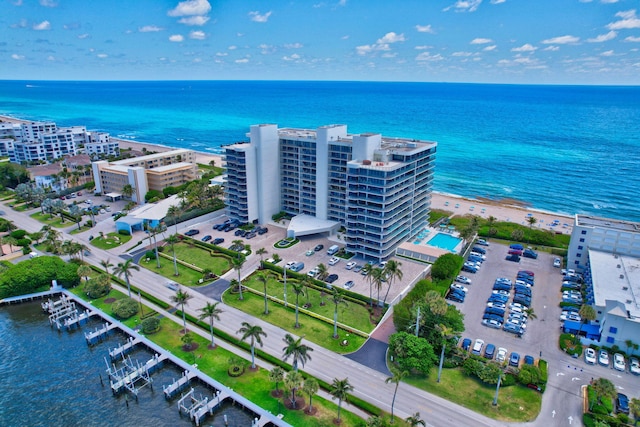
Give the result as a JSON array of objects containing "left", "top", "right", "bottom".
[{"left": 0, "top": 301, "right": 255, "bottom": 427}]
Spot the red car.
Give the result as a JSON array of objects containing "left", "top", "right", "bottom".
[{"left": 508, "top": 249, "right": 523, "bottom": 256}]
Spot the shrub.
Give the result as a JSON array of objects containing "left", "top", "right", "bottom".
[
  {"left": 86, "top": 280, "right": 110, "bottom": 299},
  {"left": 140, "top": 317, "right": 160, "bottom": 334},
  {"left": 111, "top": 298, "right": 139, "bottom": 319},
  {"left": 22, "top": 246, "right": 31, "bottom": 255},
  {"left": 17, "top": 238, "right": 30, "bottom": 247},
  {"left": 517, "top": 365, "right": 542, "bottom": 385},
  {"left": 144, "top": 250, "right": 156, "bottom": 260},
  {"left": 501, "top": 373, "right": 517, "bottom": 387},
  {"left": 10, "top": 229, "right": 27, "bottom": 239},
  {"left": 118, "top": 229, "right": 130, "bottom": 236},
  {"left": 559, "top": 334, "right": 583, "bottom": 356},
  {"left": 462, "top": 358, "right": 484, "bottom": 377},
  {"left": 538, "top": 359, "right": 548, "bottom": 384}
]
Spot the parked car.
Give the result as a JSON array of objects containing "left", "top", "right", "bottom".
[
  {"left": 482, "top": 319, "right": 503, "bottom": 329},
  {"left": 509, "top": 352, "right": 521, "bottom": 367},
  {"left": 325, "top": 274, "right": 339, "bottom": 284},
  {"left": 184, "top": 229, "right": 200, "bottom": 236},
  {"left": 598, "top": 349, "right": 610, "bottom": 366},
  {"left": 456, "top": 275, "right": 472, "bottom": 285},
  {"left": 450, "top": 283, "right": 468, "bottom": 293},
  {"left": 472, "top": 246, "right": 486, "bottom": 254},
  {"left": 496, "top": 347, "right": 508, "bottom": 363},
  {"left": 307, "top": 268, "right": 319, "bottom": 277},
  {"left": 616, "top": 393, "right": 630, "bottom": 414},
  {"left": 213, "top": 237, "right": 224, "bottom": 245},
  {"left": 476, "top": 239, "right": 490, "bottom": 246},
  {"left": 523, "top": 248, "right": 538, "bottom": 259},
  {"left": 508, "top": 249, "right": 523, "bottom": 256},
  {"left": 614, "top": 353, "right": 626, "bottom": 371},
  {"left": 447, "top": 290, "right": 466, "bottom": 303},
  {"left": 343, "top": 281, "right": 355, "bottom": 290},
  {"left": 345, "top": 261, "right": 357, "bottom": 270},
  {"left": 486, "top": 302, "right": 506, "bottom": 310},
  {"left": 629, "top": 357, "right": 640, "bottom": 375},
  {"left": 506, "top": 254, "right": 521, "bottom": 262},
  {"left": 328, "top": 257, "right": 340, "bottom": 266},
  {"left": 553, "top": 257, "right": 562, "bottom": 268},
  {"left": 471, "top": 339, "right": 485, "bottom": 355},
  {"left": 353, "top": 264, "right": 362, "bottom": 273},
  {"left": 484, "top": 344, "right": 496, "bottom": 359},
  {"left": 306, "top": 249, "right": 315, "bottom": 256},
  {"left": 201, "top": 235, "right": 212, "bottom": 242},
  {"left": 314, "top": 244, "right": 324, "bottom": 252},
  {"left": 461, "top": 338, "right": 472, "bottom": 351},
  {"left": 584, "top": 348, "right": 597, "bottom": 365},
  {"left": 503, "top": 323, "right": 523, "bottom": 335},
  {"left": 462, "top": 265, "right": 477, "bottom": 274}
]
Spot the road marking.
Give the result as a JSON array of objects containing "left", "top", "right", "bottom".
[
  {"left": 617, "top": 386, "right": 625, "bottom": 390},
  {"left": 571, "top": 377, "right": 581, "bottom": 381},
  {"left": 556, "top": 372, "right": 565, "bottom": 376},
  {"left": 552, "top": 410, "right": 556, "bottom": 418},
  {"left": 568, "top": 416, "right": 573, "bottom": 424}
]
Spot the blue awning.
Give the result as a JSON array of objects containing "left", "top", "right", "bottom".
[{"left": 563, "top": 321, "right": 600, "bottom": 339}]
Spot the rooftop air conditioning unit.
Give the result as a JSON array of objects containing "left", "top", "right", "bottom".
[{"left": 620, "top": 274, "right": 624, "bottom": 279}]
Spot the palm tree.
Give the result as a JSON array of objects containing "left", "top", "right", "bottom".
[
  {"left": 591, "top": 378, "right": 616, "bottom": 406},
  {"left": 231, "top": 257, "right": 245, "bottom": 300},
  {"left": 425, "top": 290, "right": 448, "bottom": 317},
  {"left": 405, "top": 412, "right": 426, "bottom": 427},
  {"left": 330, "top": 377, "right": 354, "bottom": 424},
  {"left": 148, "top": 224, "right": 162, "bottom": 269},
  {"left": 77, "top": 264, "right": 92, "bottom": 286},
  {"left": 255, "top": 272, "right": 272, "bottom": 315},
  {"left": 361, "top": 263, "right": 374, "bottom": 306},
  {"left": 370, "top": 267, "right": 385, "bottom": 306},
  {"left": 282, "top": 333, "right": 313, "bottom": 372},
  {"left": 284, "top": 371, "right": 303, "bottom": 408},
  {"left": 630, "top": 397, "right": 640, "bottom": 421},
  {"left": 578, "top": 305, "right": 597, "bottom": 336},
  {"left": 237, "top": 322, "right": 266, "bottom": 369},
  {"left": 166, "top": 234, "right": 180, "bottom": 276},
  {"left": 99, "top": 258, "right": 114, "bottom": 275},
  {"left": 435, "top": 324, "right": 457, "bottom": 383},
  {"left": 171, "top": 289, "right": 192, "bottom": 334},
  {"left": 114, "top": 259, "right": 140, "bottom": 297},
  {"left": 269, "top": 366, "right": 285, "bottom": 395},
  {"left": 302, "top": 377, "right": 319, "bottom": 413},
  {"left": 625, "top": 339, "right": 635, "bottom": 356},
  {"left": 122, "top": 183, "right": 134, "bottom": 200},
  {"left": 527, "top": 216, "right": 537, "bottom": 229},
  {"left": 524, "top": 307, "right": 537, "bottom": 321},
  {"left": 486, "top": 215, "right": 497, "bottom": 228},
  {"left": 199, "top": 302, "right": 223, "bottom": 348},
  {"left": 382, "top": 260, "right": 403, "bottom": 305},
  {"left": 291, "top": 282, "right": 305, "bottom": 328},
  {"left": 4, "top": 236, "right": 18, "bottom": 254},
  {"left": 330, "top": 288, "right": 348, "bottom": 338},
  {"left": 166, "top": 204, "right": 182, "bottom": 234},
  {"left": 385, "top": 368, "right": 408, "bottom": 423},
  {"left": 316, "top": 263, "right": 328, "bottom": 281},
  {"left": 256, "top": 247, "right": 267, "bottom": 266}
]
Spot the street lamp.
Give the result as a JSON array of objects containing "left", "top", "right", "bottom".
[
  {"left": 283, "top": 267, "right": 288, "bottom": 307},
  {"left": 492, "top": 371, "right": 503, "bottom": 406}
]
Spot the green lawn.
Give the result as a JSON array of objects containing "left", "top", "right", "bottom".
[
  {"left": 405, "top": 368, "right": 542, "bottom": 422},
  {"left": 243, "top": 272, "right": 374, "bottom": 334},
  {"left": 170, "top": 242, "right": 231, "bottom": 275},
  {"left": 30, "top": 211, "right": 72, "bottom": 228},
  {"left": 69, "top": 224, "right": 93, "bottom": 235},
  {"left": 140, "top": 255, "right": 205, "bottom": 287},
  {"left": 11, "top": 202, "right": 31, "bottom": 212},
  {"left": 90, "top": 232, "right": 132, "bottom": 250},
  {"left": 223, "top": 289, "right": 367, "bottom": 353}
]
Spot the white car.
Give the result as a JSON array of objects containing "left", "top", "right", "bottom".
[
  {"left": 456, "top": 275, "right": 472, "bottom": 285},
  {"left": 450, "top": 283, "right": 468, "bottom": 293},
  {"left": 307, "top": 268, "right": 319, "bottom": 277},
  {"left": 510, "top": 302, "right": 529, "bottom": 311},
  {"left": 486, "top": 302, "right": 506, "bottom": 310},
  {"left": 584, "top": 348, "right": 597, "bottom": 365},
  {"left": 553, "top": 258, "right": 561, "bottom": 268},
  {"left": 629, "top": 357, "right": 640, "bottom": 375},
  {"left": 614, "top": 353, "right": 626, "bottom": 371},
  {"left": 496, "top": 347, "right": 508, "bottom": 363},
  {"left": 285, "top": 261, "right": 296, "bottom": 269},
  {"left": 492, "top": 290, "right": 509, "bottom": 297},
  {"left": 166, "top": 282, "right": 179, "bottom": 291},
  {"left": 328, "top": 257, "right": 340, "bottom": 266},
  {"left": 345, "top": 261, "right": 357, "bottom": 270},
  {"left": 471, "top": 339, "right": 485, "bottom": 355},
  {"left": 495, "top": 277, "right": 512, "bottom": 285},
  {"left": 476, "top": 239, "right": 490, "bottom": 246},
  {"left": 598, "top": 350, "right": 610, "bottom": 366},
  {"left": 560, "top": 312, "right": 581, "bottom": 322}
]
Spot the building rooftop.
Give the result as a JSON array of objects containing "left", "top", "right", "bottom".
[
  {"left": 577, "top": 214, "right": 640, "bottom": 233},
  {"left": 589, "top": 249, "right": 640, "bottom": 320},
  {"left": 111, "top": 148, "right": 194, "bottom": 166},
  {"left": 27, "top": 163, "right": 62, "bottom": 177}
]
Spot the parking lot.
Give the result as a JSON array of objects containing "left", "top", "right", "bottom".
[
  {"left": 451, "top": 241, "right": 565, "bottom": 363},
  {"left": 179, "top": 217, "right": 428, "bottom": 303}
]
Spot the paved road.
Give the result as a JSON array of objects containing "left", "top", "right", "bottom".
[{"left": 4, "top": 201, "right": 638, "bottom": 426}]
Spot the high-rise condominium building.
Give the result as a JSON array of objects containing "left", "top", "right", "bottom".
[{"left": 224, "top": 124, "right": 437, "bottom": 261}]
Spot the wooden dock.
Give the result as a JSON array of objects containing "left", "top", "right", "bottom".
[
  {"left": 108, "top": 336, "right": 141, "bottom": 361},
  {"left": 84, "top": 322, "right": 118, "bottom": 345},
  {"left": 163, "top": 370, "right": 197, "bottom": 399}
]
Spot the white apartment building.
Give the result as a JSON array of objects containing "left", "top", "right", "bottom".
[
  {"left": 224, "top": 124, "right": 436, "bottom": 261},
  {"left": 86, "top": 131, "right": 119, "bottom": 157},
  {"left": 92, "top": 149, "right": 197, "bottom": 204}
]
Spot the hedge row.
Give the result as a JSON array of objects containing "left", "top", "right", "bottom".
[
  {"left": 158, "top": 251, "right": 204, "bottom": 273},
  {"left": 186, "top": 237, "right": 247, "bottom": 261}
]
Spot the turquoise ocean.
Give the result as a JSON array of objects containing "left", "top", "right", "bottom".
[{"left": 0, "top": 80, "right": 638, "bottom": 221}]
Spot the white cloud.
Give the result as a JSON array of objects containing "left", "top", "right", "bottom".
[
  {"left": 284, "top": 43, "right": 303, "bottom": 49},
  {"left": 511, "top": 43, "right": 537, "bottom": 52},
  {"left": 341, "top": 35, "right": 349, "bottom": 40},
  {"left": 215, "top": 52, "right": 228, "bottom": 57},
  {"left": 452, "top": 51, "right": 473, "bottom": 56},
  {"left": 600, "top": 50, "right": 614, "bottom": 56},
  {"left": 228, "top": 45, "right": 237, "bottom": 50},
  {"left": 490, "top": 0, "right": 506, "bottom": 3},
  {"left": 33, "top": 20, "right": 51, "bottom": 31},
  {"left": 601, "top": 0, "right": 619, "bottom": 3},
  {"left": 624, "top": 36, "right": 640, "bottom": 42},
  {"left": 97, "top": 53, "right": 108, "bottom": 58},
  {"left": 189, "top": 30, "right": 205, "bottom": 40},
  {"left": 607, "top": 9, "right": 640, "bottom": 30},
  {"left": 180, "top": 16, "right": 209, "bottom": 26},
  {"left": 415, "top": 52, "right": 444, "bottom": 61},
  {"left": 470, "top": 38, "right": 492, "bottom": 44},
  {"left": 169, "top": 34, "right": 184, "bottom": 42},
  {"left": 444, "top": 0, "right": 483, "bottom": 12},
  {"left": 543, "top": 45, "right": 560, "bottom": 51},
  {"left": 377, "top": 32, "right": 405, "bottom": 44},
  {"left": 235, "top": 58, "right": 249, "bottom": 63},
  {"left": 483, "top": 45, "right": 497, "bottom": 51},
  {"left": 249, "top": 11, "right": 272, "bottom": 23},
  {"left": 139, "top": 25, "right": 163, "bottom": 33},
  {"left": 168, "top": 0, "right": 211, "bottom": 17},
  {"left": 541, "top": 35, "right": 579, "bottom": 44},
  {"left": 283, "top": 53, "right": 301, "bottom": 61},
  {"left": 414, "top": 45, "right": 432, "bottom": 50},
  {"left": 588, "top": 30, "right": 617, "bottom": 42},
  {"left": 78, "top": 33, "right": 90, "bottom": 39},
  {"left": 47, "top": 55, "right": 55, "bottom": 61},
  {"left": 11, "top": 54, "right": 25, "bottom": 60},
  {"left": 39, "top": 0, "right": 57, "bottom": 7},
  {"left": 415, "top": 24, "right": 434, "bottom": 33}
]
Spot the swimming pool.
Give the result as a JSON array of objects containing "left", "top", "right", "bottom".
[{"left": 424, "top": 233, "right": 462, "bottom": 252}]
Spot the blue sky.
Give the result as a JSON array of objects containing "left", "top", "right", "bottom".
[{"left": 1, "top": 0, "right": 639, "bottom": 84}]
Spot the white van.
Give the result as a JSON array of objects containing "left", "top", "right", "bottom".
[{"left": 327, "top": 245, "right": 339, "bottom": 256}]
